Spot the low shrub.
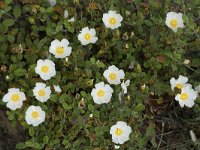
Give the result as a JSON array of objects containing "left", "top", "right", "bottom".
[{"left": 0, "top": 0, "right": 200, "bottom": 149}]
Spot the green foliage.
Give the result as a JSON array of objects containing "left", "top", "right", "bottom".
[{"left": 0, "top": 0, "right": 200, "bottom": 149}]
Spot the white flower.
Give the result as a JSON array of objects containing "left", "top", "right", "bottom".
[
  {"left": 110, "top": 121, "right": 132, "bottom": 144},
  {"left": 78, "top": 27, "right": 98, "bottom": 45},
  {"left": 175, "top": 87, "right": 197, "bottom": 108},
  {"left": 35, "top": 59, "right": 56, "bottom": 81},
  {"left": 2, "top": 88, "right": 26, "bottom": 110},
  {"left": 165, "top": 12, "right": 184, "bottom": 32},
  {"left": 91, "top": 82, "right": 113, "bottom": 104},
  {"left": 25, "top": 105, "right": 45, "bottom": 127},
  {"left": 49, "top": 39, "right": 72, "bottom": 58},
  {"left": 68, "top": 17, "right": 75, "bottom": 22},
  {"left": 33, "top": 83, "right": 51, "bottom": 103},
  {"left": 195, "top": 85, "right": 200, "bottom": 94},
  {"left": 53, "top": 85, "right": 62, "bottom": 93},
  {"left": 121, "top": 80, "right": 130, "bottom": 94},
  {"left": 114, "top": 145, "right": 120, "bottom": 149},
  {"left": 170, "top": 75, "right": 192, "bottom": 91},
  {"left": 64, "top": 10, "right": 69, "bottom": 18},
  {"left": 102, "top": 10, "right": 123, "bottom": 29},
  {"left": 103, "top": 65, "right": 125, "bottom": 85},
  {"left": 48, "top": 0, "right": 56, "bottom": 7}
]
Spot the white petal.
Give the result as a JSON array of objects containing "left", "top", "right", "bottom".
[
  {"left": 61, "top": 39, "right": 69, "bottom": 46},
  {"left": 178, "top": 75, "right": 188, "bottom": 84},
  {"left": 95, "top": 82, "right": 104, "bottom": 89}
]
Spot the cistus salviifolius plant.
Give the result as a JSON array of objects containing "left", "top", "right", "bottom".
[{"left": 0, "top": 0, "right": 200, "bottom": 149}]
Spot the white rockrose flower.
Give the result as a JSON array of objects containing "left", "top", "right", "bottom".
[
  {"left": 103, "top": 65, "right": 125, "bottom": 85},
  {"left": 49, "top": 39, "right": 72, "bottom": 58},
  {"left": 78, "top": 27, "right": 98, "bottom": 45},
  {"left": 25, "top": 105, "right": 45, "bottom": 127},
  {"left": 170, "top": 75, "right": 192, "bottom": 91},
  {"left": 2, "top": 88, "right": 26, "bottom": 110},
  {"left": 165, "top": 12, "right": 184, "bottom": 32},
  {"left": 35, "top": 59, "right": 56, "bottom": 81},
  {"left": 102, "top": 10, "right": 123, "bottom": 29},
  {"left": 33, "top": 83, "right": 51, "bottom": 103},
  {"left": 91, "top": 82, "right": 113, "bottom": 104},
  {"left": 175, "top": 87, "right": 197, "bottom": 108},
  {"left": 110, "top": 121, "right": 132, "bottom": 144}
]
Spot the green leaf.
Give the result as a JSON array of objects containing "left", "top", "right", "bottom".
[
  {"left": 8, "top": 35, "right": 15, "bottom": 43},
  {"left": 16, "top": 142, "right": 26, "bottom": 149},
  {"left": 33, "top": 143, "right": 44, "bottom": 149},
  {"left": 50, "top": 94, "right": 58, "bottom": 102},
  {"left": 80, "top": 91, "right": 86, "bottom": 97},
  {"left": 5, "top": 0, "right": 12, "bottom": 5},
  {"left": 29, "top": 127, "right": 34, "bottom": 137},
  {"left": 25, "top": 141, "right": 33, "bottom": 147},
  {"left": 13, "top": 68, "right": 26, "bottom": 77},
  {"left": 88, "top": 104, "right": 94, "bottom": 111},
  {"left": 59, "top": 94, "right": 68, "bottom": 103},
  {"left": 13, "top": 5, "right": 21, "bottom": 18},
  {"left": 6, "top": 111, "right": 15, "bottom": 120},
  {"left": 3, "top": 18, "right": 15, "bottom": 27},
  {"left": 43, "top": 136, "right": 49, "bottom": 144},
  {"left": 62, "top": 103, "right": 69, "bottom": 109},
  {"left": 146, "top": 124, "right": 155, "bottom": 137},
  {"left": 93, "top": 110, "right": 100, "bottom": 118},
  {"left": 134, "top": 103, "right": 145, "bottom": 112}
]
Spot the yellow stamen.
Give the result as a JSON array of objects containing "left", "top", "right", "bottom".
[
  {"left": 109, "top": 73, "right": 117, "bottom": 80},
  {"left": 38, "top": 90, "right": 45, "bottom": 97},
  {"left": 109, "top": 17, "right": 117, "bottom": 25},
  {"left": 115, "top": 128, "right": 123, "bottom": 136},
  {"left": 176, "top": 83, "right": 183, "bottom": 89},
  {"left": 32, "top": 111, "right": 39, "bottom": 119},
  {"left": 97, "top": 90, "right": 105, "bottom": 97},
  {"left": 84, "top": 33, "right": 91, "bottom": 40},
  {"left": 170, "top": 19, "right": 178, "bottom": 28},
  {"left": 180, "top": 92, "right": 188, "bottom": 101},
  {"left": 11, "top": 94, "right": 20, "bottom": 102},
  {"left": 56, "top": 47, "right": 64, "bottom": 55},
  {"left": 41, "top": 66, "right": 49, "bottom": 73}
]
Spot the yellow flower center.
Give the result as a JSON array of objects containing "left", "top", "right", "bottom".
[
  {"left": 109, "top": 17, "right": 117, "bottom": 25},
  {"left": 41, "top": 66, "right": 49, "bottom": 73},
  {"left": 11, "top": 94, "right": 20, "bottom": 102},
  {"left": 176, "top": 83, "right": 183, "bottom": 89},
  {"left": 97, "top": 90, "right": 105, "bottom": 97},
  {"left": 109, "top": 73, "right": 117, "bottom": 80},
  {"left": 56, "top": 47, "right": 64, "bottom": 55},
  {"left": 38, "top": 90, "right": 45, "bottom": 97},
  {"left": 84, "top": 33, "right": 91, "bottom": 40},
  {"left": 180, "top": 92, "right": 188, "bottom": 101},
  {"left": 170, "top": 19, "right": 178, "bottom": 28},
  {"left": 32, "top": 111, "right": 39, "bottom": 119},
  {"left": 115, "top": 128, "right": 123, "bottom": 136}
]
